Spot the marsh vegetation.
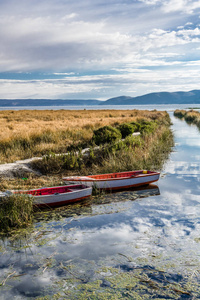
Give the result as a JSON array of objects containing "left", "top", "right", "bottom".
[
  {"left": 0, "top": 109, "right": 171, "bottom": 163},
  {"left": 0, "top": 109, "right": 174, "bottom": 231},
  {"left": 174, "top": 109, "right": 200, "bottom": 128},
  {"left": 0, "top": 110, "right": 174, "bottom": 185},
  {"left": 0, "top": 193, "right": 33, "bottom": 232}
]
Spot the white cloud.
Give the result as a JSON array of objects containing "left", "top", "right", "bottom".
[
  {"left": 138, "top": 0, "right": 161, "bottom": 4},
  {"left": 0, "top": 0, "right": 200, "bottom": 98},
  {"left": 162, "top": 0, "right": 200, "bottom": 13}
]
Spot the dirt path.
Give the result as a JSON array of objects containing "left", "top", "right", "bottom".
[{"left": 0, "top": 157, "right": 42, "bottom": 178}]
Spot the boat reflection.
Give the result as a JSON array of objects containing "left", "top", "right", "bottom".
[
  {"left": 114, "top": 183, "right": 160, "bottom": 197},
  {"left": 34, "top": 184, "right": 160, "bottom": 222}
]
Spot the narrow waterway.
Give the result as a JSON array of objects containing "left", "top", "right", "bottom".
[{"left": 0, "top": 112, "right": 200, "bottom": 299}]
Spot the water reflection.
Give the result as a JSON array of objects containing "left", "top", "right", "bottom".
[{"left": 1, "top": 113, "right": 200, "bottom": 298}]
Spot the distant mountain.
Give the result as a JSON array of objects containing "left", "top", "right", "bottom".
[
  {"left": 100, "top": 96, "right": 133, "bottom": 105},
  {"left": 0, "top": 99, "right": 101, "bottom": 107},
  {"left": 101, "top": 90, "right": 200, "bottom": 105},
  {"left": 1, "top": 90, "right": 200, "bottom": 107}
]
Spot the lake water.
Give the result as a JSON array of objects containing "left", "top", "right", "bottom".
[
  {"left": 0, "top": 103, "right": 200, "bottom": 111},
  {"left": 0, "top": 112, "right": 200, "bottom": 298}
]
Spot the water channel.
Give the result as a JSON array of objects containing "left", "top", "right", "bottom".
[{"left": 0, "top": 112, "right": 200, "bottom": 299}]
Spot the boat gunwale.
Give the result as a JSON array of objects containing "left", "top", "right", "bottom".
[
  {"left": 9, "top": 184, "right": 92, "bottom": 198},
  {"left": 63, "top": 171, "right": 160, "bottom": 182}
]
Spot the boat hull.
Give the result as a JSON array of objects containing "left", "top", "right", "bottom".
[
  {"left": 8, "top": 185, "right": 92, "bottom": 208},
  {"left": 63, "top": 171, "right": 160, "bottom": 191}
]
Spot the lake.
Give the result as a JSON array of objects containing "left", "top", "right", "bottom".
[
  {"left": 0, "top": 103, "right": 200, "bottom": 111},
  {"left": 0, "top": 112, "right": 200, "bottom": 298}
]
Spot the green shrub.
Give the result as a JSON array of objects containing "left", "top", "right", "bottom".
[
  {"left": 117, "top": 123, "right": 137, "bottom": 138},
  {"left": 130, "top": 122, "right": 142, "bottom": 132},
  {"left": 92, "top": 126, "right": 122, "bottom": 145},
  {"left": 136, "top": 120, "right": 157, "bottom": 134}
]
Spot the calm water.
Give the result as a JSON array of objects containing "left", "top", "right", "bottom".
[
  {"left": 0, "top": 103, "right": 200, "bottom": 111},
  {"left": 0, "top": 113, "right": 200, "bottom": 299}
]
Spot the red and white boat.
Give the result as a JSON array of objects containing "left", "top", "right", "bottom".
[
  {"left": 2, "top": 184, "right": 92, "bottom": 208},
  {"left": 63, "top": 170, "right": 160, "bottom": 191}
]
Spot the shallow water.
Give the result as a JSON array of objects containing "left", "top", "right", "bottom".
[{"left": 0, "top": 113, "right": 200, "bottom": 299}]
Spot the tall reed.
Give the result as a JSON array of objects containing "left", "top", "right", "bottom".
[{"left": 0, "top": 194, "right": 33, "bottom": 232}]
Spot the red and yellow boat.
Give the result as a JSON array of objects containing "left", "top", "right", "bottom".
[{"left": 63, "top": 170, "right": 160, "bottom": 191}]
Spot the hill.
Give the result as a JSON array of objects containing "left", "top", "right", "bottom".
[
  {"left": 101, "top": 90, "right": 200, "bottom": 105},
  {"left": 1, "top": 90, "right": 200, "bottom": 107},
  {"left": 0, "top": 99, "right": 101, "bottom": 107}
]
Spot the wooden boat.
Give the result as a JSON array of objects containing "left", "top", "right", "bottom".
[
  {"left": 1, "top": 184, "right": 92, "bottom": 208},
  {"left": 63, "top": 170, "right": 160, "bottom": 191}
]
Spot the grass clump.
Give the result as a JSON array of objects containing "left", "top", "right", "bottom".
[
  {"left": 174, "top": 109, "right": 186, "bottom": 119},
  {"left": 0, "top": 193, "right": 33, "bottom": 232},
  {"left": 117, "top": 123, "right": 137, "bottom": 138},
  {"left": 174, "top": 109, "right": 200, "bottom": 128},
  {"left": 92, "top": 126, "right": 122, "bottom": 145},
  {"left": 32, "top": 151, "right": 84, "bottom": 174}
]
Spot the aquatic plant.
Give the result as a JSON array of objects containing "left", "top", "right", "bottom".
[{"left": 0, "top": 193, "right": 33, "bottom": 232}]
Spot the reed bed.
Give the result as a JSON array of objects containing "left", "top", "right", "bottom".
[
  {"left": 174, "top": 109, "right": 200, "bottom": 128},
  {"left": 0, "top": 194, "right": 33, "bottom": 232},
  {"left": 0, "top": 109, "right": 166, "bottom": 163}
]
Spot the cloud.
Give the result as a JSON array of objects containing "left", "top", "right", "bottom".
[
  {"left": 162, "top": 0, "right": 200, "bottom": 13},
  {"left": 140, "top": 0, "right": 200, "bottom": 14},
  {"left": 0, "top": 0, "right": 200, "bottom": 98}
]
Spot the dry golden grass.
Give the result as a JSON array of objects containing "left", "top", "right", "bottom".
[
  {"left": 0, "top": 109, "right": 166, "bottom": 138},
  {"left": 0, "top": 109, "right": 168, "bottom": 163}
]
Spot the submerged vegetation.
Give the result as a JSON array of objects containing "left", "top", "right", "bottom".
[{"left": 174, "top": 109, "right": 200, "bottom": 128}]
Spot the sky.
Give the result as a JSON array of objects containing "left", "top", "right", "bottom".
[{"left": 0, "top": 0, "right": 200, "bottom": 100}]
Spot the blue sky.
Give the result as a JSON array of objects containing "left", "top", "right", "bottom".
[{"left": 0, "top": 0, "right": 200, "bottom": 100}]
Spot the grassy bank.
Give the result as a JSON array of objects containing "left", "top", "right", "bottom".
[
  {"left": 174, "top": 109, "right": 200, "bottom": 128},
  {"left": 0, "top": 109, "right": 174, "bottom": 187},
  {"left": 0, "top": 109, "right": 169, "bottom": 163},
  {"left": 31, "top": 116, "right": 173, "bottom": 177}
]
